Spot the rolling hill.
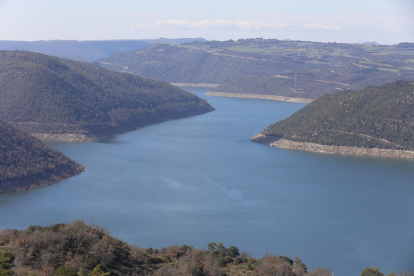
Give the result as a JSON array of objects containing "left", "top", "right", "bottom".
[{"left": 96, "top": 39, "right": 414, "bottom": 101}]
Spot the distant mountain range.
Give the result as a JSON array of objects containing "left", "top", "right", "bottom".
[
  {"left": 96, "top": 39, "right": 414, "bottom": 101},
  {"left": 251, "top": 81, "right": 414, "bottom": 158},
  {"left": 0, "top": 38, "right": 206, "bottom": 62},
  {"left": 0, "top": 119, "right": 84, "bottom": 194},
  {"left": 0, "top": 51, "right": 214, "bottom": 142}
]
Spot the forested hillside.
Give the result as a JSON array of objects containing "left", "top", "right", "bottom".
[
  {"left": 0, "top": 119, "right": 84, "bottom": 194},
  {"left": 0, "top": 51, "right": 214, "bottom": 141},
  {"left": 252, "top": 81, "right": 414, "bottom": 152},
  {"left": 96, "top": 39, "right": 414, "bottom": 100}
]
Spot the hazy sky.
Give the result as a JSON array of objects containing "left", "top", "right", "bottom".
[{"left": 0, "top": 0, "right": 413, "bottom": 44}]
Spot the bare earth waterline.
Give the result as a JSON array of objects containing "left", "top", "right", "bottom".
[{"left": 0, "top": 87, "right": 413, "bottom": 275}]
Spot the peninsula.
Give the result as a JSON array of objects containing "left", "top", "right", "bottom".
[
  {"left": 251, "top": 81, "right": 414, "bottom": 159},
  {"left": 0, "top": 51, "right": 214, "bottom": 142},
  {"left": 0, "top": 119, "right": 84, "bottom": 194}
]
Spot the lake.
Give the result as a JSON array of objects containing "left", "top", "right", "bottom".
[{"left": 1, "top": 87, "right": 413, "bottom": 275}]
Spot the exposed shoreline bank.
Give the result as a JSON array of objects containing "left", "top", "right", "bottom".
[
  {"left": 29, "top": 106, "right": 215, "bottom": 143},
  {"left": 205, "top": 92, "right": 314, "bottom": 104},
  {"left": 171, "top": 83, "right": 220, "bottom": 88},
  {"left": 33, "top": 133, "right": 95, "bottom": 143},
  {"left": 250, "top": 133, "right": 414, "bottom": 159}
]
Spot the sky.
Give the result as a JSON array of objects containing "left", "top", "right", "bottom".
[{"left": 0, "top": 0, "right": 413, "bottom": 44}]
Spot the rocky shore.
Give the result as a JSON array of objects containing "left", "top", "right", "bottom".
[
  {"left": 32, "top": 133, "right": 95, "bottom": 143},
  {"left": 171, "top": 83, "right": 220, "bottom": 87},
  {"left": 250, "top": 133, "right": 414, "bottom": 159},
  {"left": 206, "top": 92, "right": 314, "bottom": 103}
]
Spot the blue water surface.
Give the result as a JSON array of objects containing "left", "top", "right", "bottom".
[{"left": 1, "top": 87, "right": 413, "bottom": 275}]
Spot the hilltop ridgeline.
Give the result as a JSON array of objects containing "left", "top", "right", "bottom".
[
  {"left": 0, "top": 38, "right": 206, "bottom": 62},
  {"left": 0, "top": 119, "right": 84, "bottom": 194},
  {"left": 96, "top": 39, "right": 414, "bottom": 101},
  {"left": 0, "top": 51, "right": 214, "bottom": 141},
  {"left": 251, "top": 81, "right": 414, "bottom": 158}
]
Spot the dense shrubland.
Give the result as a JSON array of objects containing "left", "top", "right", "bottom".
[{"left": 0, "top": 221, "right": 411, "bottom": 276}]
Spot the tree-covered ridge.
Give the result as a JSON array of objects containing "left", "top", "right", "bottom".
[
  {"left": 96, "top": 39, "right": 414, "bottom": 99},
  {"left": 0, "top": 51, "right": 214, "bottom": 140},
  {"left": 0, "top": 119, "right": 84, "bottom": 194},
  {"left": 261, "top": 81, "right": 414, "bottom": 150}
]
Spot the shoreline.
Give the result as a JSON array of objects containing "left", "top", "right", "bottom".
[
  {"left": 0, "top": 162, "right": 85, "bottom": 194},
  {"left": 205, "top": 92, "right": 314, "bottom": 104},
  {"left": 250, "top": 133, "right": 414, "bottom": 159},
  {"left": 30, "top": 106, "right": 215, "bottom": 143},
  {"left": 33, "top": 133, "right": 96, "bottom": 143},
  {"left": 171, "top": 83, "right": 220, "bottom": 88}
]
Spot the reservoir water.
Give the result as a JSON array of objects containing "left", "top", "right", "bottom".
[{"left": 1, "top": 87, "right": 413, "bottom": 275}]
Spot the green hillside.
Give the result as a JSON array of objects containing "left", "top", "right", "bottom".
[
  {"left": 254, "top": 81, "right": 414, "bottom": 151},
  {"left": 0, "top": 119, "right": 84, "bottom": 194},
  {"left": 0, "top": 51, "right": 214, "bottom": 141},
  {"left": 96, "top": 39, "right": 414, "bottom": 100}
]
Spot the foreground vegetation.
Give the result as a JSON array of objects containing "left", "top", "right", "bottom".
[
  {"left": 0, "top": 119, "right": 84, "bottom": 194},
  {"left": 0, "top": 51, "right": 214, "bottom": 140},
  {"left": 255, "top": 81, "right": 414, "bottom": 151},
  {"left": 1, "top": 221, "right": 410, "bottom": 276}
]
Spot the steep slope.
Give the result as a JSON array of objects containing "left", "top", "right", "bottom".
[
  {"left": 251, "top": 81, "right": 414, "bottom": 158},
  {"left": 0, "top": 119, "right": 84, "bottom": 194},
  {"left": 96, "top": 39, "right": 414, "bottom": 101},
  {"left": 0, "top": 51, "right": 214, "bottom": 141}
]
